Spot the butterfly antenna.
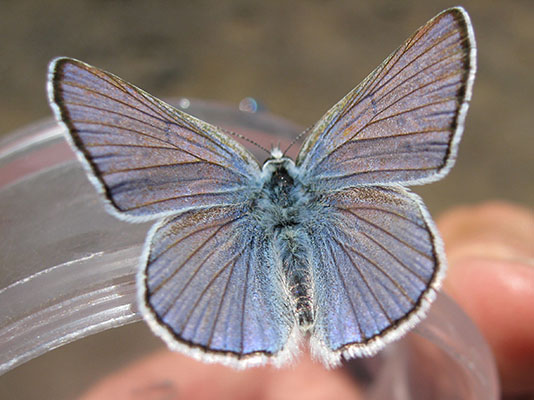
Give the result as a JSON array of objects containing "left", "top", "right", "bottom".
[
  {"left": 219, "top": 126, "right": 271, "bottom": 156},
  {"left": 283, "top": 125, "right": 312, "bottom": 157}
]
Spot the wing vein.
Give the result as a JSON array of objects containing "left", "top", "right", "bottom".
[
  {"left": 64, "top": 100, "right": 236, "bottom": 165},
  {"left": 338, "top": 233, "right": 417, "bottom": 304},
  {"left": 123, "top": 189, "right": 244, "bottom": 211},
  {"left": 320, "top": 166, "right": 435, "bottom": 181},
  {"left": 62, "top": 81, "right": 240, "bottom": 161},
  {"left": 207, "top": 254, "right": 241, "bottom": 348},
  {"left": 176, "top": 242, "right": 244, "bottom": 333},
  {"left": 333, "top": 237, "right": 394, "bottom": 324},
  {"left": 360, "top": 231, "right": 427, "bottom": 285},
  {"left": 240, "top": 244, "right": 252, "bottom": 355},
  {"left": 338, "top": 208, "right": 433, "bottom": 261},
  {"left": 365, "top": 27, "right": 464, "bottom": 104},
  {"left": 101, "top": 160, "right": 238, "bottom": 176},
  {"left": 322, "top": 236, "right": 364, "bottom": 339},
  {"left": 307, "top": 22, "right": 467, "bottom": 173},
  {"left": 151, "top": 214, "right": 243, "bottom": 269}
]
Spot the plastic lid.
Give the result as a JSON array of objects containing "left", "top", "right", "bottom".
[{"left": 0, "top": 99, "right": 499, "bottom": 399}]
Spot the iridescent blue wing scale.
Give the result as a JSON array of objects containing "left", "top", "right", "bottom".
[
  {"left": 296, "top": 8, "right": 476, "bottom": 191},
  {"left": 48, "top": 58, "right": 297, "bottom": 365},
  {"left": 308, "top": 186, "right": 443, "bottom": 363},
  {"left": 139, "top": 205, "right": 296, "bottom": 366},
  {"left": 48, "top": 58, "right": 261, "bottom": 221},
  {"left": 298, "top": 7, "right": 476, "bottom": 364}
]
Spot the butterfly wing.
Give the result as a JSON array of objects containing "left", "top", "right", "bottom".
[
  {"left": 308, "top": 185, "right": 443, "bottom": 365},
  {"left": 296, "top": 8, "right": 476, "bottom": 191},
  {"left": 299, "top": 7, "right": 476, "bottom": 364},
  {"left": 138, "top": 205, "right": 296, "bottom": 367},
  {"left": 48, "top": 58, "right": 261, "bottom": 222}
]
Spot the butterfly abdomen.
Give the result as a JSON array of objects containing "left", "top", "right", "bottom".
[{"left": 276, "top": 228, "right": 314, "bottom": 328}]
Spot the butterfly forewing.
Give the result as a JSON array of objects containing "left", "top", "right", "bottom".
[
  {"left": 297, "top": 8, "right": 475, "bottom": 190},
  {"left": 308, "top": 185, "right": 443, "bottom": 363},
  {"left": 49, "top": 58, "right": 261, "bottom": 221},
  {"left": 139, "top": 205, "right": 295, "bottom": 365}
]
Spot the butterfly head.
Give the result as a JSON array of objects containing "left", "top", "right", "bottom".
[
  {"left": 270, "top": 146, "right": 283, "bottom": 160},
  {"left": 261, "top": 151, "right": 296, "bottom": 179}
]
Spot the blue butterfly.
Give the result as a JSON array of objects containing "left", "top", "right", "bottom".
[{"left": 47, "top": 7, "right": 476, "bottom": 368}]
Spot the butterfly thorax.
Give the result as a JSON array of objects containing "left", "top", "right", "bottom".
[
  {"left": 257, "top": 157, "right": 310, "bottom": 231},
  {"left": 255, "top": 157, "right": 315, "bottom": 328}
]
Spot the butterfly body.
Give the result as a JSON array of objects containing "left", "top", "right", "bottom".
[
  {"left": 256, "top": 155, "right": 320, "bottom": 328},
  {"left": 48, "top": 7, "right": 476, "bottom": 368}
]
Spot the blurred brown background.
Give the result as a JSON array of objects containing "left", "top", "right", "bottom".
[{"left": 0, "top": 0, "right": 532, "bottom": 399}]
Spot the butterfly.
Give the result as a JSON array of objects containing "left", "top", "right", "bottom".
[{"left": 47, "top": 7, "right": 476, "bottom": 368}]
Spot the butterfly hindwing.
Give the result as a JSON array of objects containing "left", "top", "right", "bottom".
[
  {"left": 296, "top": 8, "right": 475, "bottom": 191},
  {"left": 48, "top": 58, "right": 260, "bottom": 222},
  {"left": 307, "top": 185, "right": 444, "bottom": 364},
  {"left": 139, "top": 205, "right": 296, "bottom": 366}
]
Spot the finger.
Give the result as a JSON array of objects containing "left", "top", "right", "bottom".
[
  {"left": 439, "top": 202, "right": 534, "bottom": 395},
  {"left": 79, "top": 350, "right": 362, "bottom": 400}
]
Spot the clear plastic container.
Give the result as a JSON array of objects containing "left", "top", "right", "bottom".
[{"left": 0, "top": 99, "right": 499, "bottom": 399}]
